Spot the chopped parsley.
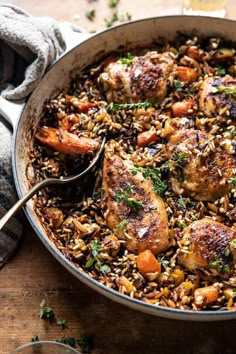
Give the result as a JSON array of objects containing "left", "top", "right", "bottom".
[
  {"left": 105, "top": 11, "right": 119, "bottom": 27},
  {"left": 57, "top": 319, "right": 68, "bottom": 330},
  {"left": 130, "top": 165, "right": 167, "bottom": 197},
  {"left": 108, "top": 0, "right": 119, "bottom": 8},
  {"left": 107, "top": 101, "right": 157, "bottom": 111},
  {"left": 230, "top": 128, "right": 236, "bottom": 137},
  {"left": 39, "top": 299, "right": 54, "bottom": 320},
  {"left": 31, "top": 336, "right": 40, "bottom": 342},
  {"left": 77, "top": 333, "right": 94, "bottom": 353},
  {"left": 56, "top": 337, "right": 76, "bottom": 348},
  {"left": 85, "top": 240, "right": 111, "bottom": 273},
  {"left": 85, "top": 9, "right": 96, "bottom": 21},
  {"left": 229, "top": 176, "right": 236, "bottom": 185},
  {"left": 174, "top": 79, "right": 184, "bottom": 91},
  {"left": 212, "top": 85, "right": 236, "bottom": 95},
  {"left": 115, "top": 183, "right": 143, "bottom": 210},
  {"left": 177, "top": 196, "right": 186, "bottom": 209},
  {"left": 216, "top": 65, "right": 226, "bottom": 76},
  {"left": 116, "top": 218, "right": 128, "bottom": 231},
  {"left": 178, "top": 220, "right": 187, "bottom": 229},
  {"left": 119, "top": 52, "right": 133, "bottom": 65},
  {"left": 231, "top": 239, "right": 236, "bottom": 248},
  {"left": 209, "top": 260, "right": 230, "bottom": 273},
  {"left": 159, "top": 256, "right": 169, "bottom": 269},
  {"left": 172, "top": 152, "right": 187, "bottom": 167}
]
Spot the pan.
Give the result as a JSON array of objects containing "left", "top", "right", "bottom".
[{"left": 0, "top": 15, "right": 236, "bottom": 321}]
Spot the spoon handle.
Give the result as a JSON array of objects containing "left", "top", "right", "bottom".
[{"left": 0, "top": 179, "right": 53, "bottom": 230}]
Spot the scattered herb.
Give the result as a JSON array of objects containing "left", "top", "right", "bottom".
[
  {"left": 178, "top": 220, "right": 187, "bottom": 229},
  {"left": 224, "top": 247, "right": 231, "bottom": 258},
  {"left": 172, "top": 152, "right": 187, "bottom": 168},
  {"left": 229, "top": 176, "right": 236, "bottom": 185},
  {"left": 107, "top": 101, "right": 157, "bottom": 111},
  {"left": 77, "top": 333, "right": 94, "bottom": 353},
  {"left": 115, "top": 183, "right": 143, "bottom": 210},
  {"left": 85, "top": 9, "right": 96, "bottom": 21},
  {"left": 57, "top": 320, "right": 68, "bottom": 330},
  {"left": 159, "top": 256, "right": 169, "bottom": 269},
  {"left": 85, "top": 240, "right": 111, "bottom": 273},
  {"left": 212, "top": 85, "right": 236, "bottom": 95},
  {"left": 119, "top": 12, "right": 132, "bottom": 22},
  {"left": 39, "top": 299, "right": 54, "bottom": 320},
  {"left": 231, "top": 239, "right": 236, "bottom": 248},
  {"left": 56, "top": 337, "right": 76, "bottom": 348},
  {"left": 108, "top": 0, "right": 119, "bottom": 8},
  {"left": 120, "top": 52, "right": 133, "bottom": 65},
  {"left": 216, "top": 65, "right": 226, "bottom": 76},
  {"left": 174, "top": 80, "right": 184, "bottom": 91},
  {"left": 230, "top": 128, "right": 236, "bottom": 137},
  {"left": 105, "top": 11, "right": 119, "bottom": 27},
  {"left": 209, "top": 260, "right": 230, "bottom": 273},
  {"left": 177, "top": 196, "right": 186, "bottom": 209},
  {"left": 31, "top": 336, "right": 40, "bottom": 342},
  {"left": 116, "top": 218, "right": 127, "bottom": 231},
  {"left": 130, "top": 165, "right": 167, "bottom": 196}
]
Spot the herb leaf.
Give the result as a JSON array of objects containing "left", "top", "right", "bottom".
[
  {"left": 56, "top": 337, "right": 76, "bottom": 348},
  {"left": 120, "top": 52, "right": 133, "bottom": 65},
  {"left": 130, "top": 165, "right": 167, "bottom": 196},
  {"left": 31, "top": 336, "right": 40, "bottom": 342},
  {"left": 229, "top": 176, "right": 236, "bottom": 185},
  {"left": 216, "top": 65, "right": 226, "bottom": 76},
  {"left": 174, "top": 80, "right": 184, "bottom": 91},
  {"left": 57, "top": 319, "right": 68, "bottom": 330},
  {"left": 77, "top": 333, "right": 94, "bottom": 353},
  {"left": 107, "top": 101, "right": 156, "bottom": 111},
  {"left": 86, "top": 9, "right": 95, "bottom": 21},
  {"left": 108, "top": 0, "right": 119, "bottom": 8},
  {"left": 39, "top": 299, "right": 54, "bottom": 320}
]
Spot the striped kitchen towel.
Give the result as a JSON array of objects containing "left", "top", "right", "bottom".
[{"left": 0, "top": 118, "right": 22, "bottom": 268}]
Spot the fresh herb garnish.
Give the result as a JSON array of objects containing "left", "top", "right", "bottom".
[
  {"left": 120, "top": 52, "right": 133, "bottom": 65},
  {"left": 56, "top": 337, "right": 76, "bottom": 348},
  {"left": 77, "top": 333, "right": 94, "bottom": 353},
  {"left": 57, "top": 320, "right": 68, "bottom": 330},
  {"left": 159, "top": 256, "right": 169, "bottom": 269},
  {"left": 231, "top": 239, "right": 236, "bottom": 248},
  {"left": 174, "top": 80, "right": 184, "bottom": 91},
  {"left": 85, "top": 9, "right": 96, "bottom": 21},
  {"left": 39, "top": 299, "right": 54, "bottom": 320},
  {"left": 108, "top": 0, "right": 119, "bottom": 8},
  {"left": 209, "top": 260, "right": 230, "bottom": 273},
  {"left": 85, "top": 240, "right": 111, "bottom": 273},
  {"left": 172, "top": 152, "right": 187, "bottom": 167},
  {"left": 178, "top": 220, "right": 187, "bottom": 229},
  {"left": 229, "top": 176, "right": 236, "bottom": 185},
  {"left": 115, "top": 183, "right": 143, "bottom": 209},
  {"left": 230, "top": 128, "right": 236, "bottom": 137},
  {"left": 130, "top": 165, "right": 167, "bottom": 197},
  {"left": 116, "top": 218, "right": 127, "bottom": 231},
  {"left": 212, "top": 85, "right": 236, "bottom": 95},
  {"left": 107, "top": 101, "right": 157, "bottom": 111},
  {"left": 31, "top": 336, "right": 40, "bottom": 342},
  {"left": 177, "top": 196, "right": 186, "bottom": 209},
  {"left": 216, "top": 65, "right": 226, "bottom": 76}
]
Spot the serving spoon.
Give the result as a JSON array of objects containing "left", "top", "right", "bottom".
[{"left": 0, "top": 137, "right": 106, "bottom": 230}]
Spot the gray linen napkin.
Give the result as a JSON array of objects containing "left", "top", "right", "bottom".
[
  {"left": 0, "top": 4, "right": 66, "bottom": 100},
  {"left": 0, "top": 4, "right": 81, "bottom": 267}
]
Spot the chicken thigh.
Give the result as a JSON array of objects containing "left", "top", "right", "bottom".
[
  {"left": 167, "top": 129, "right": 236, "bottom": 201},
  {"left": 98, "top": 51, "right": 175, "bottom": 104},
  {"left": 178, "top": 218, "right": 236, "bottom": 277},
  {"left": 102, "top": 152, "right": 169, "bottom": 255}
]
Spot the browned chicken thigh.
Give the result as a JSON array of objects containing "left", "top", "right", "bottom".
[
  {"left": 199, "top": 75, "right": 236, "bottom": 117},
  {"left": 102, "top": 152, "right": 169, "bottom": 255},
  {"left": 98, "top": 51, "right": 175, "bottom": 104},
  {"left": 167, "top": 129, "right": 236, "bottom": 201},
  {"left": 178, "top": 218, "right": 236, "bottom": 277}
]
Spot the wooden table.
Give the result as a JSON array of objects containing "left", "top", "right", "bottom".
[{"left": 2, "top": 1, "right": 236, "bottom": 353}]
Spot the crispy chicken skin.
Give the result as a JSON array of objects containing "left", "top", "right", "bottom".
[
  {"left": 199, "top": 75, "right": 236, "bottom": 117},
  {"left": 102, "top": 153, "right": 169, "bottom": 255},
  {"left": 178, "top": 218, "right": 236, "bottom": 277},
  {"left": 98, "top": 51, "right": 175, "bottom": 104},
  {"left": 167, "top": 129, "right": 236, "bottom": 201}
]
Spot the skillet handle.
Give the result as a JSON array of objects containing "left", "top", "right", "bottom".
[{"left": 0, "top": 96, "right": 25, "bottom": 130}]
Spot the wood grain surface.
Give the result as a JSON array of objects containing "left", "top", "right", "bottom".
[{"left": 1, "top": 1, "right": 236, "bottom": 353}]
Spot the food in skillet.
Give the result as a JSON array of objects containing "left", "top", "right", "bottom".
[{"left": 30, "top": 35, "right": 236, "bottom": 311}]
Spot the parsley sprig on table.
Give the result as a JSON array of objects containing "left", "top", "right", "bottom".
[{"left": 39, "top": 299, "right": 54, "bottom": 320}]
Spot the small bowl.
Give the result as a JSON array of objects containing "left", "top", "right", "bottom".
[{"left": 11, "top": 340, "right": 80, "bottom": 354}]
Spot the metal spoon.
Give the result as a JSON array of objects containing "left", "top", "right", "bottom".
[{"left": 0, "top": 137, "right": 106, "bottom": 230}]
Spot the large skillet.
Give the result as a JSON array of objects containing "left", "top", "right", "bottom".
[{"left": 1, "top": 15, "right": 236, "bottom": 321}]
